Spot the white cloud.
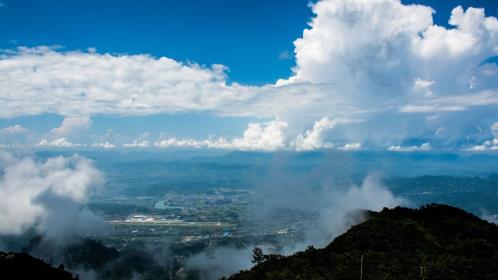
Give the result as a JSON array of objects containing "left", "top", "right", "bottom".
[
  {"left": 0, "top": 47, "right": 236, "bottom": 118},
  {"left": 465, "top": 122, "right": 498, "bottom": 151},
  {"left": 293, "top": 117, "right": 345, "bottom": 151},
  {"left": 154, "top": 137, "right": 231, "bottom": 149},
  {"left": 123, "top": 139, "right": 150, "bottom": 148},
  {"left": 51, "top": 117, "right": 91, "bottom": 137},
  {"left": 230, "top": 120, "right": 287, "bottom": 151},
  {"left": 0, "top": 124, "right": 28, "bottom": 135},
  {"left": 466, "top": 139, "right": 498, "bottom": 151},
  {"left": 37, "top": 138, "right": 80, "bottom": 148},
  {"left": 413, "top": 78, "right": 435, "bottom": 97},
  {"left": 90, "top": 141, "right": 115, "bottom": 149},
  {"left": 1, "top": 1, "right": 498, "bottom": 149},
  {"left": 338, "top": 142, "right": 362, "bottom": 151},
  {"left": 0, "top": 47, "right": 339, "bottom": 119},
  {"left": 399, "top": 104, "right": 466, "bottom": 113},
  {"left": 0, "top": 151, "right": 103, "bottom": 236},
  {"left": 154, "top": 120, "right": 287, "bottom": 151},
  {"left": 388, "top": 142, "right": 432, "bottom": 152},
  {"left": 152, "top": 117, "right": 362, "bottom": 151},
  {"left": 492, "top": 122, "right": 498, "bottom": 137},
  {"left": 287, "top": 1, "right": 498, "bottom": 97}
]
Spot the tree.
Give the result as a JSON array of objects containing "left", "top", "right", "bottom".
[{"left": 252, "top": 247, "right": 264, "bottom": 265}]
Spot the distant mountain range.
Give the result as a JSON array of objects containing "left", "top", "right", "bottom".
[{"left": 226, "top": 204, "right": 498, "bottom": 280}]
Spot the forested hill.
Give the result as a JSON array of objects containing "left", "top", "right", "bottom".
[
  {"left": 0, "top": 251, "right": 76, "bottom": 280},
  {"left": 227, "top": 204, "right": 498, "bottom": 280}
]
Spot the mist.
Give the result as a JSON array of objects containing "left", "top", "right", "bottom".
[
  {"left": 0, "top": 150, "right": 405, "bottom": 279},
  {"left": 184, "top": 154, "right": 404, "bottom": 279},
  {"left": 0, "top": 150, "right": 105, "bottom": 241}
]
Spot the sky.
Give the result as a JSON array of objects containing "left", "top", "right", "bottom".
[{"left": 0, "top": 0, "right": 498, "bottom": 152}]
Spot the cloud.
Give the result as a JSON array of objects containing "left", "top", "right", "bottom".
[
  {"left": 186, "top": 172, "right": 403, "bottom": 279},
  {"left": 123, "top": 139, "right": 150, "bottom": 148},
  {"left": 388, "top": 142, "right": 432, "bottom": 152},
  {"left": 0, "top": 151, "right": 103, "bottom": 237},
  {"left": 0, "top": 125, "right": 30, "bottom": 146},
  {"left": 90, "top": 141, "right": 115, "bottom": 149},
  {"left": 230, "top": 120, "right": 288, "bottom": 151},
  {"left": 50, "top": 117, "right": 91, "bottom": 137},
  {"left": 253, "top": 170, "right": 404, "bottom": 250},
  {"left": 1, "top": 1, "right": 498, "bottom": 149},
  {"left": 152, "top": 118, "right": 362, "bottom": 151},
  {"left": 286, "top": 1, "right": 498, "bottom": 97},
  {"left": 0, "top": 125, "right": 28, "bottom": 135},
  {"left": 492, "top": 122, "right": 498, "bottom": 137},
  {"left": 338, "top": 142, "right": 362, "bottom": 151},
  {"left": 154, "top": 137, "right": 231, "bottom": 149},
  {"left": 413, "top": 78, "right": 435, "bottom": 97},
  {"left": 466, "top": 139, "right": 498, "bottom": 151},
  {"left": 0, "top": 46, "right": 239, "bottom": 118},
  {"left": 0, "top": 47, "right": 345, "bottom": 120},
  {"left": 293, "top": 117, "right": 355, "bottom": 151},
  {"left": 153, "top": 120, "right": 287, "bottom": 151},
  {"left": 186, "top": 247, "right": 254, "bottom": 280},
  {"left": 37, "top": 138, "right": 81, "bottom": 148},
  {"left": 465, "top": 122, "right": 498, "bottom": 151}
]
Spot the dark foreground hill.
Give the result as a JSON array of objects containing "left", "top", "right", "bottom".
[
  {"left": 0, "top": 251, "right": 76, "bottom": 279},
  {"left": 227, "top": 204, "right": 498, "bottom": 280}
]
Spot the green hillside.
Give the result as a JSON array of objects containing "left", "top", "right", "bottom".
[{"left": 227, "top": 204, "right": 498, "bottom": 280}]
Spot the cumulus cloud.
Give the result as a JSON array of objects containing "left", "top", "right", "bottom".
[
  {"left": 493, "top": 122, "right": 498, "bottom": 137},
  {"left": 50, "top": 117, "right": 91, "bottom": 137},
  {"left": 90, "top": 141, "right": 115, "bottom": 149},
  {"left": 465, "top": 122, "right": 498, "bottom": 151},
  {"left": 123, "top": 139, "right": 150, "bottom": 148},
  {"left": 153, "top": 120, "right": 287, "bottom": 151},
  {"left": 388, "top": 142, "right": 432, "bottom": 152},
  {"left": 413, "top": 78, "right": 435, "bottom": 97},
  {"left": 466, "top": 139, "right": 498, "bottom": 151},
  {"left": 0, "top": 125, "right": 30, "bottom": 146},
  {"left": 292, "top": 117, "right": 354, "bottom": 151},
  {"left": 0, "top": 46, "right": 257, "bottom": 118},
  {"left": 0, "top": 151, "right": 104, "bottom": 238},
  {"left": 0, "top": 125, "right": 28, "bottom": 135},
  {"left": 230, "top": 120, "right": 288, "bottom": 151},
  {"left": 1, "top": 1, "right": 498, "bottom": 149},
  {"left": 37, "top": 138, "right": 81, "bottom": 148},
  {"left": 286, "top": 1, "right": 498, "bottom": 96},
  {"left": 154, "top": 137, "right": 231, "bottom": 149},
  {"left": 152, "top": 118, "right": 361, "bottom": 151},
  {"left": 338, "top": 142, "right": 362, "bottom": 151}
]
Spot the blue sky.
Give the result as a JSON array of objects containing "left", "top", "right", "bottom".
[
  {"left": 0, "top": 0, "right": 313, "bottom": 84},
  {"left": 2, "top": 0, "right": 496, "bottom": 84},
  {"left": 1, "top": 0, "right": 498, "bottom": 152}
]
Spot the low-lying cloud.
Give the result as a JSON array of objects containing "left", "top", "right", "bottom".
[
  {"left": 0, "top": 151, "right": 104, "bottom": 239},
  {"left": 186, "top": 167, "right": 403, "bottom": 279}
]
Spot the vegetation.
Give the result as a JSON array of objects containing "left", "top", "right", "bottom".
[
  {"left": 227, "top": 204, "right": 498, "bottom": 280},
  {"left": 23, "top": 237, "right": 175, "bottom": 280},
  {"left": 0, "top": 251, "right": 76, "bottom": 280}
]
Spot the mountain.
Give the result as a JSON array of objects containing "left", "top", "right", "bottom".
[
  {"left": 23, "top": 237, "right": 175, "bottom": 280},
  {"left": 227, "top": 204, "right": 498, "bottom": 280},
  {"left": 0, "top": 251, "right": 76, "bottom": 280}
]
